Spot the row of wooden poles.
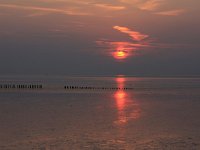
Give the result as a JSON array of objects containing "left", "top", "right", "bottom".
[
  {"left": 0, "top": 84, "right": 131, "bottom": 90},
  {"left": 64, "top": 86, "right": 133, "bottom": 90},
  {"left": 0, "top": 84, "right": 43, "bottom": 89}
]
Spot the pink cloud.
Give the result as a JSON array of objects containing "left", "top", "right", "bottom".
[
  {"left": 155, "top": 9, "right": 186, "bottom": 16},
  {"left": 94, "top": 4, "right": 125, "bottom": 11},
  {"left": 139, "top": 0, "right": 164, "bottom": 11},
  {"left": 0, "top": 4, "right": 91, "bottom": 16},
  {"left": 113, "top": 26, "right": 149, "bottom": 41}
]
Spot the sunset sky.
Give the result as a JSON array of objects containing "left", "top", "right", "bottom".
[{"left": 0, "top": 0, "right": 200, "bottom": 76}]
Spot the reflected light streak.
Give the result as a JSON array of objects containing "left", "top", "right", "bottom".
[
  {"left": 115, "top": 91, "right": 126, "bottom": 111},
  {"left": 114, "top": 77, "right": 140, "bottom": 125}
]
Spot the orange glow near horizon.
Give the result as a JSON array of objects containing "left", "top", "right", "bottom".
[{"left": 113, "top": 77, "right": 140, "bottom": 125}]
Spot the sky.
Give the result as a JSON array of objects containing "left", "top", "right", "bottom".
[{"left": 0, "top": 0, "right": 200, "bottom": 76}]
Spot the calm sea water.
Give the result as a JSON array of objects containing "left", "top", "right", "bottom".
[{"left": 0, "top": 76, "right": 200, "bottom": 149}]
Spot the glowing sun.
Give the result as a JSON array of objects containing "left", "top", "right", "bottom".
[{"left": 114, "top": 51, "right": 127, "bottom": 60}]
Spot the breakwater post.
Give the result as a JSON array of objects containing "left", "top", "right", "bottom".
[
  {"left": 0, "top": 84, "right": 43, "bottom": 89},
  {"left": 64, "top": 85, "right": 133, "bottom": 90}
]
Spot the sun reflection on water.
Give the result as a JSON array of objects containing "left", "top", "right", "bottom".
[{"left": 114, "top": 77, "right": 140, "bottom": 125}]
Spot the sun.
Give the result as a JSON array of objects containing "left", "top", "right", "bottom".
[
  {"left": 117, "top": 51, "right": 125, "bottom": 57},
  {"left": 111, "top": 42, "right": 132, "bottom": 60},
  {"left": 114, "top": 51, "right": 127, "bottom": 59}
]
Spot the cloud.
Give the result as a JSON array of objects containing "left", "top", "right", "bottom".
[
  {"left": 138, "top": 0, "right": 164, "bottom": 11},
  {"left": 0, "top": 4, "right": 91, "bottom": 16},
  {"left": 119, "top": 0, "right": 164, "bottom": 11},
  {"left": 113, "top": 26, "right": 149, "bottom": 41},
  {"left": 94, "top": 4, "right": 125, "bottom": 11},
  {"left": 119, "top": 0, "right": 139, "bottom": 3},
  {"left": 155, "top": 9, "right": 186, "bottom": 16},
  {"left": 41, "top": 0, "right": 125, "bottom": 10},
  {"left": 119, "top": 0, "right": 186, "bottom": 17},
  {"left": 26, "top": 12, "right": 49, "bottom": 17}
]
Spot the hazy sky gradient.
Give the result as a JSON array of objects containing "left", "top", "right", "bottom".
[{"left": 0, "top": 0, "right": 200, "bottom": 76}]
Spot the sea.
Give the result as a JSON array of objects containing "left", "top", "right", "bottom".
[{"left": 0, "top": 76, "right": 200, "bottom": 150}]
